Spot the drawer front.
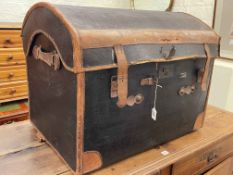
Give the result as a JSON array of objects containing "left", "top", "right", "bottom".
[
  {"left": 0, "top": 48, "right": 25, "bottom": 66},
  {"left": 204, "top": 156, "right": 233, "bottom": 175},
  {"left": 0, "top": 83, "right": 28, "bottom": 101},
  {"left": 0, "top": 30, "right": 22, "bottom": 48},
  {"left": 0, "top": 66, "right": 27, "bottom": 83},
  {"left": 172, "top": 135, "right": 233, "bottom": 175}
]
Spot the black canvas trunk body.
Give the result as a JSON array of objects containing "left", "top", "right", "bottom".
[{"left": 22, "top": 2, "right": 220, "bottom": 175}]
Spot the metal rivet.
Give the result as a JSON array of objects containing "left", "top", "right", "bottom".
[
  {"left": 135, "top": 94, "right": 144, "bottom": 104},
  {"left": 127, "top": 96, "right": 135, "bottom": 106}
]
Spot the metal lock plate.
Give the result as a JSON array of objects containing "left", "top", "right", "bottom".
[
  {"left": 159, "top": 65, "right": 174, "bottom": 79},
  {"left": 140, "top": 77, "right": 156, "bottom": 86},
  {"left": 110, "top": 76, "right": 118, "bottom": 98},
  {"left": 178, "top": 85, "right": 195, "bottom": 96}
]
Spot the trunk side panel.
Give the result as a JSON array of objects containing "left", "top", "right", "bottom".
[{"left": 27, "top": 34, "right": 77, "bottom": 171}]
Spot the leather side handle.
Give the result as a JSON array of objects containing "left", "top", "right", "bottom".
[
  {"left": 114, "top": 45, "right": 128, "bottom": 108},
  {"left": 201, "top": 44, "right": 212, "bottom": 91},
  {"left": 32, "top": 45, "right": 60, "bottom": 70}
]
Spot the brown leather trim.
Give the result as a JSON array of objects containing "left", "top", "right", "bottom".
[
  {"left": 193, "top": 52, "right": 214, "bottom": 130},
  {"left": 82, "top": 151, "right": 103, "bottom": 174},
  {"left": 76, "top": 73, "right": 85, "bottom": 175},
  {"left": 22, "top": 2, "right": 82, "bottom": 73},
  {"left": 114, "top": 45, "right": 128, "bottom": 108},
  {"left": 193, "top": 112, "right": 205, "bottom": 130},
  {"left": 79, "top": 29, "right": 219, "bottom": 49},
  {"left": 201, "top": 44, "right": 212, "bottom": 91},
  {"left": 83, "top": 55, "right": 207, "bottom": 72}
]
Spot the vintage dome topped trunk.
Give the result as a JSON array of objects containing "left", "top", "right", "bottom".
[{"left": 22, "top": 2, "right": 220, "bottom": 175}]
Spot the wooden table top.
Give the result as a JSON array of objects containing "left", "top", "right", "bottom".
[
  {"left": 0, "top": 22, "right": 22, "bottom": 29},
  {"left": 0, "top": 106, "right": 233, "bottom": 175}
]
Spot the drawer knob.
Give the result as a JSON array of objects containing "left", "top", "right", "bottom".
[
  {"left": 4, "top": 37, "right": 12, "bottom": 44},
  {"left": 7, "top": 55, "right": 14, "bottom": 61},
  {"left": 9, "top": 88, "right": 16, "bottom": 95},
  {"left": 8, "top": 73, "right": 14, "bottom": 79}
]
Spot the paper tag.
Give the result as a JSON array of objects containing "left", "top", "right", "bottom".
[
  {"left": 161, "top": 150, "right": 170, "bottom": 156},
  {"left": 151, "top": 107, "right": 157, "bottom": 121}
]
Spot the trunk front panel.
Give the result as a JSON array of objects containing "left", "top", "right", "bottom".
[{"left": 84, "top": 59, "right": 213, "bottom": 167}]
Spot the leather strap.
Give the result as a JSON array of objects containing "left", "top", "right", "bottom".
[
  {"left": 201, "top": 44, "right": 211, "bottom": 91},
  {"left": 114, "top": 45, "right": 128, "bottom": 108}
]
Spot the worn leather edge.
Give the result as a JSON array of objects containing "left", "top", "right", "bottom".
[
  {"left": 201, "top": 44, "right": 212, "bottom": 91},
  {"left": 22, "top": 2, "right": 82, "bottom": 73},
  {"left": 193, "top": 112, "right": 205, "bottom": 130},
  {"left": 193, "top": 57, "right": 215, "bottom": 130},
  {"left": 82, "top": 151, "right": 103, "bottom": 174},
  {"left": 79, "top": 29, "right": 220, "bottom": 49},
  {"left": 114, "top": 45, "right": 128, "bottom": 108},
  {"left": 76, "top": 73, "right": 85, "bottom": 175},
  {"left": 82, "top": 55, "right": 210, "bottom": 72}
]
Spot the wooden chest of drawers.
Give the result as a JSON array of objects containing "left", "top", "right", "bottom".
[{"left": 0, "top": 23, "right": 28, "bottom": 104}]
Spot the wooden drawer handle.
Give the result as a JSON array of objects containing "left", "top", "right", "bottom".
[
  {"left": 4, "top": 37, "right": 12, "bottom": 44},
  {"left": 9, "top": 88, "right": 16, "bottom": 95},
  {"left": 7, "top": 55, "right": 14, "bottom": 61},
  {"left": 8, "top": 73, "right": 15, "bottom": 79}
]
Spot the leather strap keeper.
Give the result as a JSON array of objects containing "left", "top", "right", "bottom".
[{"left": 114, "top": 45, "right": 128, "bottom": 108}]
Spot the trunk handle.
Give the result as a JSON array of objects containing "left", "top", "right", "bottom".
[
  {"left": 114, "top": 45, "right": 128, "bottom": 108},
  {"left": 32, "top": 45, "right": 60, "bottom": 70}
]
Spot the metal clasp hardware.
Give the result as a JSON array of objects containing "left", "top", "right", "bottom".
[
  {"left": 110, "top": 76, "right": 118, "bottom": 98},
  {"left": 140, "top": 77, "right": 156, "bottom": 86},
  {"left": 160, "top": 45, "right": 176, "bottom": 59},
  {"left": 178, "top": 85, "right": 195, "bottom": 96}
]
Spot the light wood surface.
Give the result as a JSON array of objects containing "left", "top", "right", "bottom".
[
  {"left": 0, "top": 65, "right": 27, "bottom": 83},
  {"left": 0, "top": 106, "right": 232, "bottom": 175},
  {"left": 0, "top": 30, "right": 22, "bottom": 48},
  {"left": 0, "top": 24, "right": 28, "bottom": 104},
  {"left": 204, "top": 156, "right": 233, "bottom": 175},
  {"left": 0, "top": 22, "right": 22, "bottom": 29},
  {"left": 0, "top": 48, "right": 25, "bottom": 66},
  {"left": 0, "top": 81, "right": 28, "bottom": 103}
]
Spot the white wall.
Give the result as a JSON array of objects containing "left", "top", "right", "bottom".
[
  {"left": 209, "top": 60, "right": 233, "bottom": 112},
  {"left": 0, "top": 0, "right": 215, "bottom": 27}
]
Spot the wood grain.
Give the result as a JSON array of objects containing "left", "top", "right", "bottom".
[
  {"left": 204, "top": 156, "right": 233, "bottom": 175},
  {"left": 0, "top": 65, "right": 27, "bottom": 83},
  {"left": 0, "top": 81, "right": 28, "bottom": 102},
  {"left": 0, "top": 30, "right": 22, "bottom": 48},
  {"left": 0, "top": 48, "right": 25, "bottom": 66}
]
